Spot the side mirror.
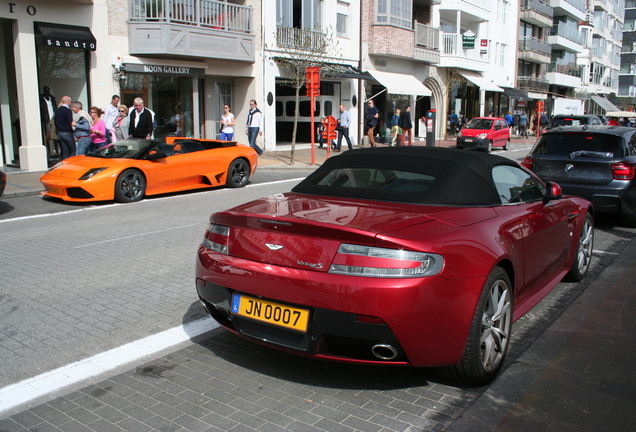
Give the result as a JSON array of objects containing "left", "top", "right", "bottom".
[
  {"left": 544, "top": 181, "right": 562, "bottom": 202},
  {"left": 146, "top": 152, "right": 167, "bottom": 160}
]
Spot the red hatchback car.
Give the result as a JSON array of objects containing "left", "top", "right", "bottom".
[
  {"left": 195, "top": 147, "right": 593, "bottom": 385},
  {"left": 457, "top": 117, "right": 511, "bottom": 152}
]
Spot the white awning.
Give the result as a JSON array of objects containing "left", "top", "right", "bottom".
[
  {"left": 591, "top": 95, "right": 619, "bottom": 112},
  {"left": 459, "top": 71, "right": 503, "bottom": 92},
  {"left": 368, "top": 70, "right": 432, "bottom": 96}
]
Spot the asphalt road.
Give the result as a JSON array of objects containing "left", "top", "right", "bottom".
[{"left": 1, "top": 158, "right": 634, "bottom": 429}]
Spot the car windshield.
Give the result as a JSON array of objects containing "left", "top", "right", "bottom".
[
  {"left": 534, "top": 133, "right": 626, "bottom": 157},
  {"left": 88, "top": 139, "right": 155, "bottom": 159},
  {"left": 465, "top": 119, "right": 492, "bottom": 130}
]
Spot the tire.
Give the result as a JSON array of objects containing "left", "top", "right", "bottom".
[
  {"left": 456, "top": 145, "right": 464, "bottom": 150},
  {"left": 438, "top": 267, "right": 513, "bottom": 385},
  {"left": 114, "top": 169, "right": 146, "bottom": 203},
  {"left": 485, "top": 141, "right": 493, "bottom": 153},
  {"left": 503, "top": 139, "right": 510, "bottom": 151},
  {"left": 226, "top": 158, "right": 250, "bottom": 188},
  {"left": 563, "top": 213, "right": 594, "bottom": 282}
]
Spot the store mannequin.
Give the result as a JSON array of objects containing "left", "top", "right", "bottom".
[{"left": 40, "top": 86, "right": 57, "bottom": 155}]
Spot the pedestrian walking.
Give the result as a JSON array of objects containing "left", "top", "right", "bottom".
[
  {"left": 129, "top": 98, "right": 154, "bottom": 139},
  {"left": 400, "top": 106, "right": 413, "bottom": 146},
  {"left": 518, "top": 111, "right": 529, "bottom": 138},
  {"left": 54, "top": 96, "right": 76, "bottom": 160},
  {"left": 336, "top": 104, "right": 353, "bottom": 151},
  {"left": 390, "top": 109, "right": 401, "bottom": 146},
  {"left": 112, "top": 105, "right": 130, "bottom": 141},
  {"left": 365, "top": 99, "right": 379, "bottom": 147},
  {"left": 89, "top": 107, "right": 107, "bottom": 151},
  {"left": 449, "top": 110, "right": 458, "bottom": 135},
  {"left": 71, "top": 101, "right": 92, "bottom": 155},
  {"left": 246, "top": 99, "right": 263, "bottom": 156},
  {"left": 220, "top": 104, "right": 235, "bottom": 141}
]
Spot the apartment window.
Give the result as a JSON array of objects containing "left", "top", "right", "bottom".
[
  {"left": 376, "top": 0, "right": 412, "bottom": 29},
  {"left": 337, "top": 1, "right": 348, "bottom": 37}
]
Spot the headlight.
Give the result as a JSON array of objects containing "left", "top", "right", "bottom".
[
  {"left": 329, "top": 244, "right": 444, "bottom": 278},
  {"left": 201, "top": 223, "right": 230, "bottom": 254},
  {"left": 79, "top": 168, "right": 107, "bottom": 180},
  {"left": 457, "top": 131, "right": 463, "bottom": 137},
  {"left": 477, "top": 133, "right": 488, "bottom": 139}
]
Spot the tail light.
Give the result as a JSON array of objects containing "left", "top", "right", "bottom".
[
  {"left": 329, "top": 244, "right": 443, "bottom": 278},
  {"left": 521, "top": 156, "right": 534, "bottom": 170},
  {"left": 202, "top": 223, "right": 230, "bottom": 254},
  {"left": 612, "top": 162, "right": 635, "bottom": 180}
]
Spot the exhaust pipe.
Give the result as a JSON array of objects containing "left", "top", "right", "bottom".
[{"left": 371, "top": 344, "right": 399, "bottom": 360}]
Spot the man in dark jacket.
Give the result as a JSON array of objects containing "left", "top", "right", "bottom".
[
  {"left": 400, "top": 106, "right": 413, "bottom": 146},
  {"left": 54, "top": 96, "right": 76, "bottom": 159},
  {"left": 128, "top": 98, "right": 154, "bottom": 138}
]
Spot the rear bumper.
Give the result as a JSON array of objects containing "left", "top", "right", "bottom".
[
  {"left": 456, "top": 137, "right": 489, "bottom": 149},
  {"left": 195, "top": 245, "right": 486, "bottom": 367},
  {"left": 560, "top": 183, "right": 636, "bottom": 215}
]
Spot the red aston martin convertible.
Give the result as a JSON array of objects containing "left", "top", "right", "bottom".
[{"left": 195, "top": 147, "right": 593, "bottom": 385}]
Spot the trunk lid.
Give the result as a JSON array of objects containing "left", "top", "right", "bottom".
[{"left": 211, "top": 193, "right": 498, "bottom": 272}]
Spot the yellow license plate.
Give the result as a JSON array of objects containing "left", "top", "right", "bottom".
[
  {"left": 231, "top": 294, "right": 310, "bottom": 332},
  {"left": 47, "top": 187, "right": 63, "bottom": 194}
]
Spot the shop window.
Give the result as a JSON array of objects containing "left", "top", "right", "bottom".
[{"left": 121, "top": 74, "right": 194, "bottom": 138}]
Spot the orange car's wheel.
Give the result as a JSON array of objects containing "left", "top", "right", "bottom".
[
  {"left": 226, "top": 159, "right": 250, "bottom": 188},
  {"left": 115, "top": 169, "right": 146, "bottom": 203}
]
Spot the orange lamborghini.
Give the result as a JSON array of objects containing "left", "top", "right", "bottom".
[{"left": 40, "top": 137, "right": 258, "bottom": 203}]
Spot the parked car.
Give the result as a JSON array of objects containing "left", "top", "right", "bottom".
[
  {"left": 196, "top": 147, "right": 594, "bottom": 385},
  {"left": 541, "top": 114, "right": 603, "bottom": 134},
  {"left": 522, "top": 125, "right": 636, "bottom": 226},
  {"left": 40, "top": 137, "right": 258, "bottom": 203},
  {"left": 456, "top": 117, "right": 510, "bottom": 152},
  {"left": 0, "top": 168, "right": 6, "bottom": 197}
]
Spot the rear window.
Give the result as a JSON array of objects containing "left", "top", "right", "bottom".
[
  {"left": 534, "top": 133, "right": 627, "bottom": 157},
  {"left": 293, "top": 155, "right": 503, "bottom": 206},
  {"left": 550, "top": 117, "right": 595, "bottom": 127}
]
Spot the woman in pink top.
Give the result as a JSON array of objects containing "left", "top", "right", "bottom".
[{"left": 89, "top": 107, "right": 107, "bottom": 151}]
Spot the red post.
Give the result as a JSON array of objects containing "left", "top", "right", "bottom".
[
  {"left": 306, "top": 67, "right": 320, "bottom": 165},
  {"left": 536, "top": 100, "right": 544, "bottom": 140}
]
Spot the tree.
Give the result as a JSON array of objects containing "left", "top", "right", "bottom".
[
  {"left": 442, "top": 68, "right": 466, "bottom": 139},
  {"left": 267, "top": 26, "right": 345, "bottom": 164}
]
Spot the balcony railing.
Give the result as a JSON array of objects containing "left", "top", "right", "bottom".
[
  {"left": 276, "top": 27, "right": 327, "bottom": 52},
  {"left": 441, "top": 32, "right": 485, "bottom": 63},
  {"left": 415, "top": 23, "right": 440, "bottom": 51},
  {"left": 550, "top": 22, "right": 584, "bottom": 45},
  {"left": 548, "top": 61, "right": 582, "bottom": 77},
  {"left": 562, "top": 0, "right": 586, "bottom": 13},
  {"left": 129, "top": 0, "right": 253, "bottom": 33},
  {"left": 519, "top": 36, "right": 551, "bottom": 55},
  {"left": 521, "top": 0, "right": 553, "bottom": 18},
  {"left": 518, "top": 76, "right": 549, "bottom": 92}
]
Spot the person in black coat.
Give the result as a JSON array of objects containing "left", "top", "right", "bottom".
[
  {"left": 399, "top": 106, "right": 413, "bottom": 146},
  {"left": 128, "top": 98, "right": 154, "bottom": 138}
]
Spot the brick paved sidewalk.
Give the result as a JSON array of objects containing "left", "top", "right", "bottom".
[{"left": 448, "top": 235, "right": 636, "bottom": 432}]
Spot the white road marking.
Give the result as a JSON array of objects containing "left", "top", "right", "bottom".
[
  {"left": 75, "top": 223, "right": 203, "bottom": 248},
  {"left": 0, "top": 178, "right": 306, "bottom": 224},
  {"left": 0, "top": 318, "right": 220, "bottom": 416}
]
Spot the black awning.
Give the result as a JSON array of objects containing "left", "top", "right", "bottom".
[
  {"left": 502, "top": 87, "right": 529, "bottom": 101},
  {"left": 34, "top": 22, "right": 96, "bottom": 51}
]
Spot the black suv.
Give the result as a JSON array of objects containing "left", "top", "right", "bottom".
[
  {"left": 522, "top": 126, "right": 636, "bottom": 226},
  {"left": 541, "top": 114, "right": 603, "bottom": 134}
]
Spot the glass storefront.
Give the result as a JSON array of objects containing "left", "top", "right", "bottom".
[
  {"left": 120, "top": 74, "right": 194, "bottom": 139},
  {"left": 0, "top": 19, "right": 20, "bottom": 166}
]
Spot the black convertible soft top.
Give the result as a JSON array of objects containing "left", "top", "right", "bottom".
[{"left": 292, "top": 147, "right": 521, "bottom": 206}]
